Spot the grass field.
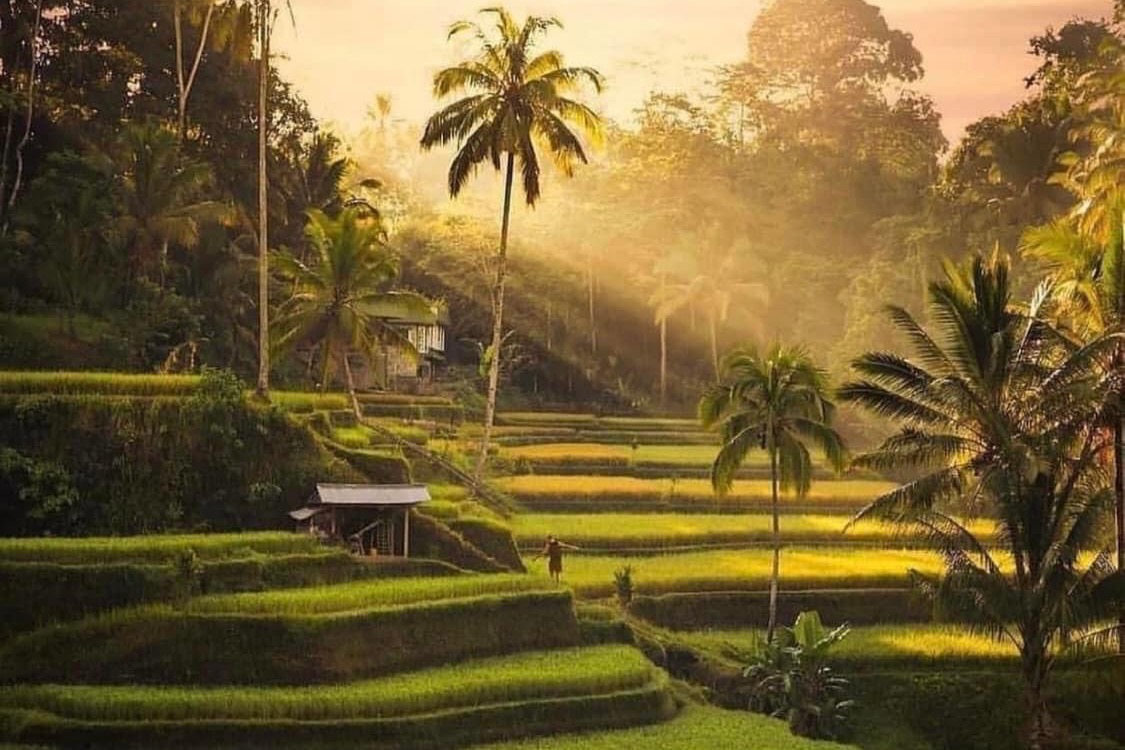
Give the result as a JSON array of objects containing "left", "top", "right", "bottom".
[
  {"left": 531, "top": 547, "right": 945, "bottom": 598},
  {"left": 185, "top": 573, "right": 548, "bottom": 615},
  {"left": 0, "top": 532, "right": 323, "bottom": 564},
  {"left": 676, "top": 625, "right": 1022, "bottom": 670},
  {"left": 503, "top": 444, "right": 731, "bottom": 467},
  {"left": 474, "top": 704, "right": 857, "bottom": 750},
  {"left": 0, "top": 370, "right": 200, "bottom": 395},
  {"left": 513, "top": 513, "right": 997, "bottom": 550},
  {"left": 499, "top": 475, "right": 895, "bottom": 511},
  {"left": 0, "top": 645, "right": 657, "bottom": 722}
]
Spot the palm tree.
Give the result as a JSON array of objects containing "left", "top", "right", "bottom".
[
  {"left": 420, "top": 6, "right": 605, "bottom": 479},
  {"left": 655, "top": 236, "right": 769, "bottom": 378},
  {"left": 253, "top": 0, "right": 293, "bottom": 397},
  {"left": 116, "top": 123, "right": 226, "bottom": 286},
  {"left": 699, "top": 344, "right": 846, "bottom": 641},
  {"left": 1032, "top": 53, "right": 1125, "bottom": 650},
  {"left": 1023, "top": 198, "right": 1125, "bottom": 654},
  {"left": 274, "top": 208, "right": 435, "bottom": 415},
  {"left": 839, "top": 254, "right": 1125, "bottom": 748}
]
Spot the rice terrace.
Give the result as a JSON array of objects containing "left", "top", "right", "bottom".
[{"left": 0, "top": 1, "right": 1123, "bottom": 749}]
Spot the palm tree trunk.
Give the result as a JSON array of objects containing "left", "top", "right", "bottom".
[
  {"left": 475, "top": 151, "right": 515, "bottom": 481},
  {"left": 6, "top": 0, "right": 42, "bottom": 218},
  {"left": 709, "top": 309, "right": 719, "bottom": 379},
  {"left": 1116, "top": 415, "right": 1124, "bottom": 654},
  {"left": 587, "top": 253, "right": 597, "bottom": 354},
  {"left": 174, "top": 0, "right": 217, "bottom": 140},
  {"left": 766, "top": 422, "right": 780, "bottom": 643},
  {"left": 659, "top": 317, "right": 667, "bottom": 406},
  {"left": 255, "top": 1, "right": 271, "bottom": 398},
  {"left": 342, "top": 349, "right": 361, "bottom": 419}
]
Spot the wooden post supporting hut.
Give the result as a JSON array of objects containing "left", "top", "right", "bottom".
[{"left": 289, "top": 483, "right": 430, "bottom": 557}]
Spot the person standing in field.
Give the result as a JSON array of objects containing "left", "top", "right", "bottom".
[{"left": 535, "top": 535, "right": 579, "bottom": 584}]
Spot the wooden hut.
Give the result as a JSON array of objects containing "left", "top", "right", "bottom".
[{"left": 289, "top": 483, "right": 430, "bottom": 557}]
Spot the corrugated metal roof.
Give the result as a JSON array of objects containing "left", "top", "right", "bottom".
[
  {"left": 288, "top": 507, "right": 326, "bottom": 522},
  {"left": 311, "top": 483, "right": 430, "bottom": 507}
]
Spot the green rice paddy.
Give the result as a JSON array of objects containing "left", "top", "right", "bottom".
[
  {"left": 531, "top": 547, "right": 946, "bottom": 598},
  {"left": 0, "top": 645, "right": 656, "bottom": 722}
]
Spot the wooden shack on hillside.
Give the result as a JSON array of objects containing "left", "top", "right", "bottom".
[{"left": 289, "top": 483, "right": 430, "bottom": 556}]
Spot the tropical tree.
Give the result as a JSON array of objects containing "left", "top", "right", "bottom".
[
  {"left": 1023, "top": 44, "right": 1125, "bottom": 650},
  {"left": 655, "top": 236, "right": 769, "bottom": 378},
  {"left": 274, "top": 208, "right": 435, "bottom": 415},
  {"left": 171, "top": 0, "right": 250, "bottom": 139},
  {"left": 253, "top": 0, "right": 293, "bottom": 397},
  {"left": 116, "top": 123, "right": 226, "bottom": 286},
  {"left": 699, "top": 344, "right": 846, "bottom": 641},
  {"left": 420, "top": 6, "right": 605, "bottom": 478},
  {"left": 839, "top": 254, "right": 1125, "bottom": 748}
]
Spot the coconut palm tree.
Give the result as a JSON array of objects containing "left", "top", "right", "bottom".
[
  {"left": 274, "top": 208, "right": 435, "bottom": 415},
  {"left": 839, "top": 254, "right": 1125, "bottom": 748},
  {"left": 656, "top": 237, "right": 769, "bottom": 378},
  {"left": 1023, "top": 197, "right": 1125, "bottom": 655},
  {"left": 420, "top": 6, "right": 605, "bottom": 479},
  {"left": 699, "top": 344, "right": 846, "bottom": 641},
  {"left": 116, "top": 123, "right": 226, "bottom": 286},
  {"left": 252, "top": 0, "right": 293, "bottom": 397}
]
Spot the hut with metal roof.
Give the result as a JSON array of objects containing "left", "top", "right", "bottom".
[{"left": 289, "top": 483, "right": 430, "bottom": 557}]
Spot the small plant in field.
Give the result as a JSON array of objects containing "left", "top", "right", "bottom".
[
  {"left": 613, "top": 565, "right": 634, "bottom": 607},
  {"left": 173, "top": 548, "right": 203, "bottom": 598},
  {"left": 744, "top": 610, "right": 854, "bottom": 741}
]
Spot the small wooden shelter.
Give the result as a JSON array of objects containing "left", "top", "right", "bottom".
[{"left": 289, "top": 483, "right": 430, "bottom": 557}]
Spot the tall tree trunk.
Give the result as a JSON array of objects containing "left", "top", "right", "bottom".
[
  {"left": 255, "top": 1, "right": 271, "bottom": 398},
  {"left": 475, "top": 151, "right": 515, "bottom": 481},
  {"left": 546, "top": 300, "right": 552, "bottom": 352},
  {"left": 766, "top": 420, "right": 780, "bottom": 643},
  {"left": 1116, "top": 415, "right": 1124, "bottom": 653},
  {"left": 343, "top": 348, "right": 361, "bottom": 420},
  {"left": 174, "top": 0, "right": 217, "bottom": 140},
  {"left": 659, "top": 317, "right": 667, "bottom": 406},
  {"left": 5, "top": 0, "right": 42, "bottom": 218},
  {"left": 0, "top": 48, "right": 19, "bottom": 213},
  {"left": 587, "top": 253, "right": 597, "bottom": 354},
  {"left": 708, "top": 309, "right": 719, "bottom": 379}
]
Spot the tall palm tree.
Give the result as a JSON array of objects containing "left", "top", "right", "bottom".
[
  {"left": 699, "top": 344, "right": 845, "bottom": 641},
  {"left": 839, "top": 254, "right": 1125, "bottom": 748},
  {"left": 1024, "top": 198, "right": 1125, "bottom": 652},
  {"left": 116, "top": 123, "right": 226, "bottom": 286},
  {"left": 253, "top": 0, "right": 293, "bottom": 397},
  {"left": 420, "top": 6, "right": 605, "bottom": 479},
  {"left": 655, "top": 236, "right": 769, "bottom": 378},
  {"left": 1025, "top": 50, "right": 1125, "bottom": 649},
  {"left": 274, "top": 208, "right": 435, "bottom": 415}
]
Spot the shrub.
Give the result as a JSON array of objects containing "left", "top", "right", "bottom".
[
  {"left": 744, "top": 611, "right": 855, "bottom": 741},
  {"left": 0, "top": 447, "right": 78, "bottom": 536},
  {"left": 613, "top": 566, "right": 634, "bottom": 607},
  {"left": 0, "top": 391, "right": 362, "bottom": 534}
]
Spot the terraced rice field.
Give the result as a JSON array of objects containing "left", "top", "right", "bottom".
[
  {"left": 675, "top": 624, "right": 1023, "bottom": 670},
  {"left": 0, "top": 645, "right": 656, "bottom": 721},
  {"left": 499, "top": 475, "right": 895, "bottom": 512},
  {"left": 0, "top": 532, "right": 324, "bottom": 564},
  {"left": 528, "top": 547, "right": 946, "bottom": 598},
  {"left": 474, "top": 704, "right": 857, "bottom": 750},
  {"left": 503, "top": 443, "right": 731, "bottom": 467},
  {"left": 184, "top": 573, "right": 549, "bottom": 615},
  {"left": 512, "top": 513, "right": 997, "bottom": 550}
]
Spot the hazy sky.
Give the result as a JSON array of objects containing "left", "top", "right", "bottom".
[{"left": 274, "top": 0, "right": 1112, "bottom": 146}]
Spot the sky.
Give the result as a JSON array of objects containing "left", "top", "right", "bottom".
[{"left": 274, "top": 0, "right": 1113, "bottom": 147}]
